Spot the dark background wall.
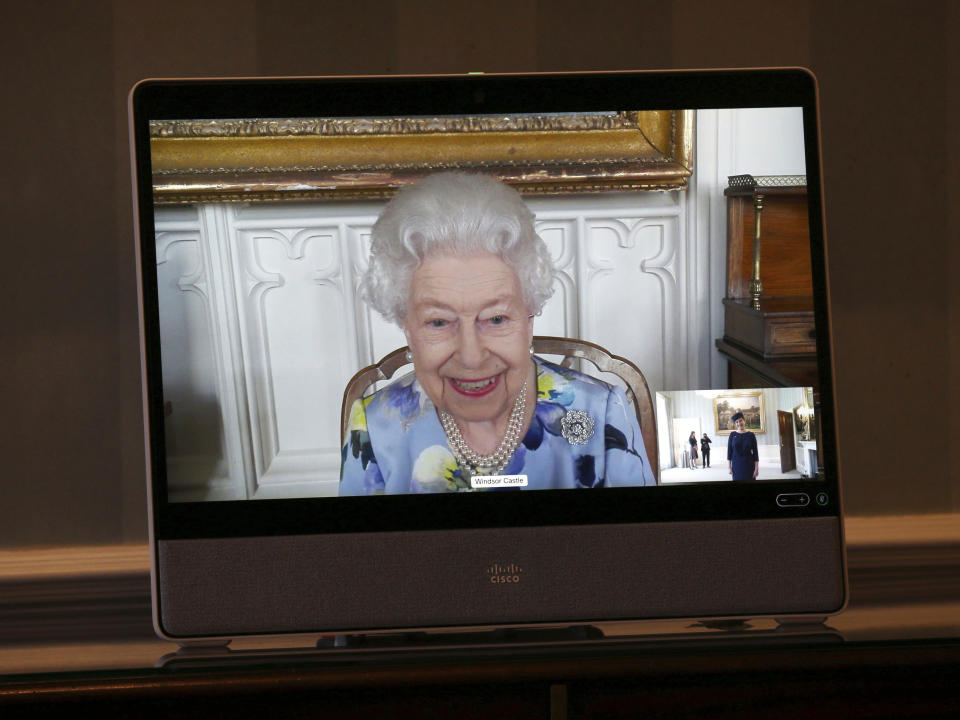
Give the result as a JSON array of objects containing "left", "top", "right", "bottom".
[{"left": 1, "top": 0, "right": 957, "bottom": 548}]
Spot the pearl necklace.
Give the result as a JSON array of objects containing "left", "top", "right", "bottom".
[{"left": 439, "top": 380, "right": 528, "bottom": 476}]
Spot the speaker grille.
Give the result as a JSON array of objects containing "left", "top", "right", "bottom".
[{"left": 157, "top": 517, "right": 844, "bottom": 638}]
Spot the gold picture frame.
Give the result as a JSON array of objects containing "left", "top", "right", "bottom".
[
  {"left": 150, "top": 110, "right": 694, "bottom": 204},
  {"left": 793, "top": 396, "right": 816, "bottom": 443},
  {"left": 792, "top": 404, "right": 807, "bottom": 442},
  {"left": 713, "top": 391, "right": 766, "bottom": 435}
]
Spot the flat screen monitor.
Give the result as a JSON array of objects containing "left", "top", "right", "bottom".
[{"left": 130, "top": 69, "right": 845, "bottom": 643}]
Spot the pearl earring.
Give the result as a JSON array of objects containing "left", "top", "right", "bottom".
[{"left": 405, "top": 350, "right": 413, "bottom": 362}]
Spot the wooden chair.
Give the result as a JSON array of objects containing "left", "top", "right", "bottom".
[{"left": 341, "top": 336, "right": 658, "bottom": 476}]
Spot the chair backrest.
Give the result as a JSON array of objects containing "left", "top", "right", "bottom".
[{"left": 340, "top": 336, "right": 658, "bottom": 478}]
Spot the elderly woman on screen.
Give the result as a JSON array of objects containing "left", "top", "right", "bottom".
[{"left": 339, "top": 172, "right": 655, "bottom": 495}]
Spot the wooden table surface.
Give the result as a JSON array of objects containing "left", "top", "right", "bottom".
[
  {"left": 1, "top": 602, "right": 958, "bottom": 719},
  {"left": 2, "top": 517, "right": 959, "bottom": 718}
]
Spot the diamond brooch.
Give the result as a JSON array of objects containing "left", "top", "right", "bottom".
[{"left": 560, "top": 409, "right": 595, "bottom": 445}]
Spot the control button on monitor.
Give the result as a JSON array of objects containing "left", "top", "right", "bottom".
[
  {"left": 776, "top": 493, "right": 810, "bottom": 508},
  {"left": 815, "top": 492, "right": 829, "bottom": 506}
]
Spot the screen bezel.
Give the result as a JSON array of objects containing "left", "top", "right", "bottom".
[{"left": 131, "top": 69, "right": 839, "bottom": 541}]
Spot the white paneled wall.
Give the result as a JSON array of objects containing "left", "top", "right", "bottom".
[{"left": 154, "top": 108, "right": 808, "bottom": 500}]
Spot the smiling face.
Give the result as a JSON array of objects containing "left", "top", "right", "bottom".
[
  {"left": 735, "top": 417, "right": 746, "bottom": 432},
  {"left": 403, "top": 252, "right": 534, "bottom": 428}
]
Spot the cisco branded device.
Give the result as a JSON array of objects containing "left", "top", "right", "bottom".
[{"left": 130, "top": 69, "right": 845, "bottom": 643}]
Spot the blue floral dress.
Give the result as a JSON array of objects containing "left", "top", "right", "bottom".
[{"left": 339, "top": 357, "right": 655, "bottom": 494}]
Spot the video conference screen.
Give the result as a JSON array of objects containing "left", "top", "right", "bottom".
[{"left": 147, "top": 106, "right": 821, "bottom": 503}]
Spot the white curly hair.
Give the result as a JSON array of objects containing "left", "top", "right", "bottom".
[{"left": 361, "top": 172, "right": 556, "bottom": 325}]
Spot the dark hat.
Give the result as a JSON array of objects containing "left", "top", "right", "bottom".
[{"left": 731, "top": 411, "right": 745, "bottom": 423}]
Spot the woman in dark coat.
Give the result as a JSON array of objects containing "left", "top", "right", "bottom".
[
  {"left": 688, "top": 431, "right": 699, "bottom": 468},
  {"left": 727, "top": 412, "right": 758, "bottom": 481}
]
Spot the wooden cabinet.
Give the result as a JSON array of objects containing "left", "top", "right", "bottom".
[{"left": 716, "top": 175, "right": 817, "bottom": 389}]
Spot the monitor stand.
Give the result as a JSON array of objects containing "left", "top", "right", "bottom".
[
  {"left": 158, "top": 619, "right": 838, "bottom": 668},
  {"left": 321, "top": 624, "right": 604, "bottom": 649}
]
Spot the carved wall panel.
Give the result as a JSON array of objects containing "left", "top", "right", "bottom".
[{"left": 155, "top": 219, "right": 243, "bottom": 501}]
